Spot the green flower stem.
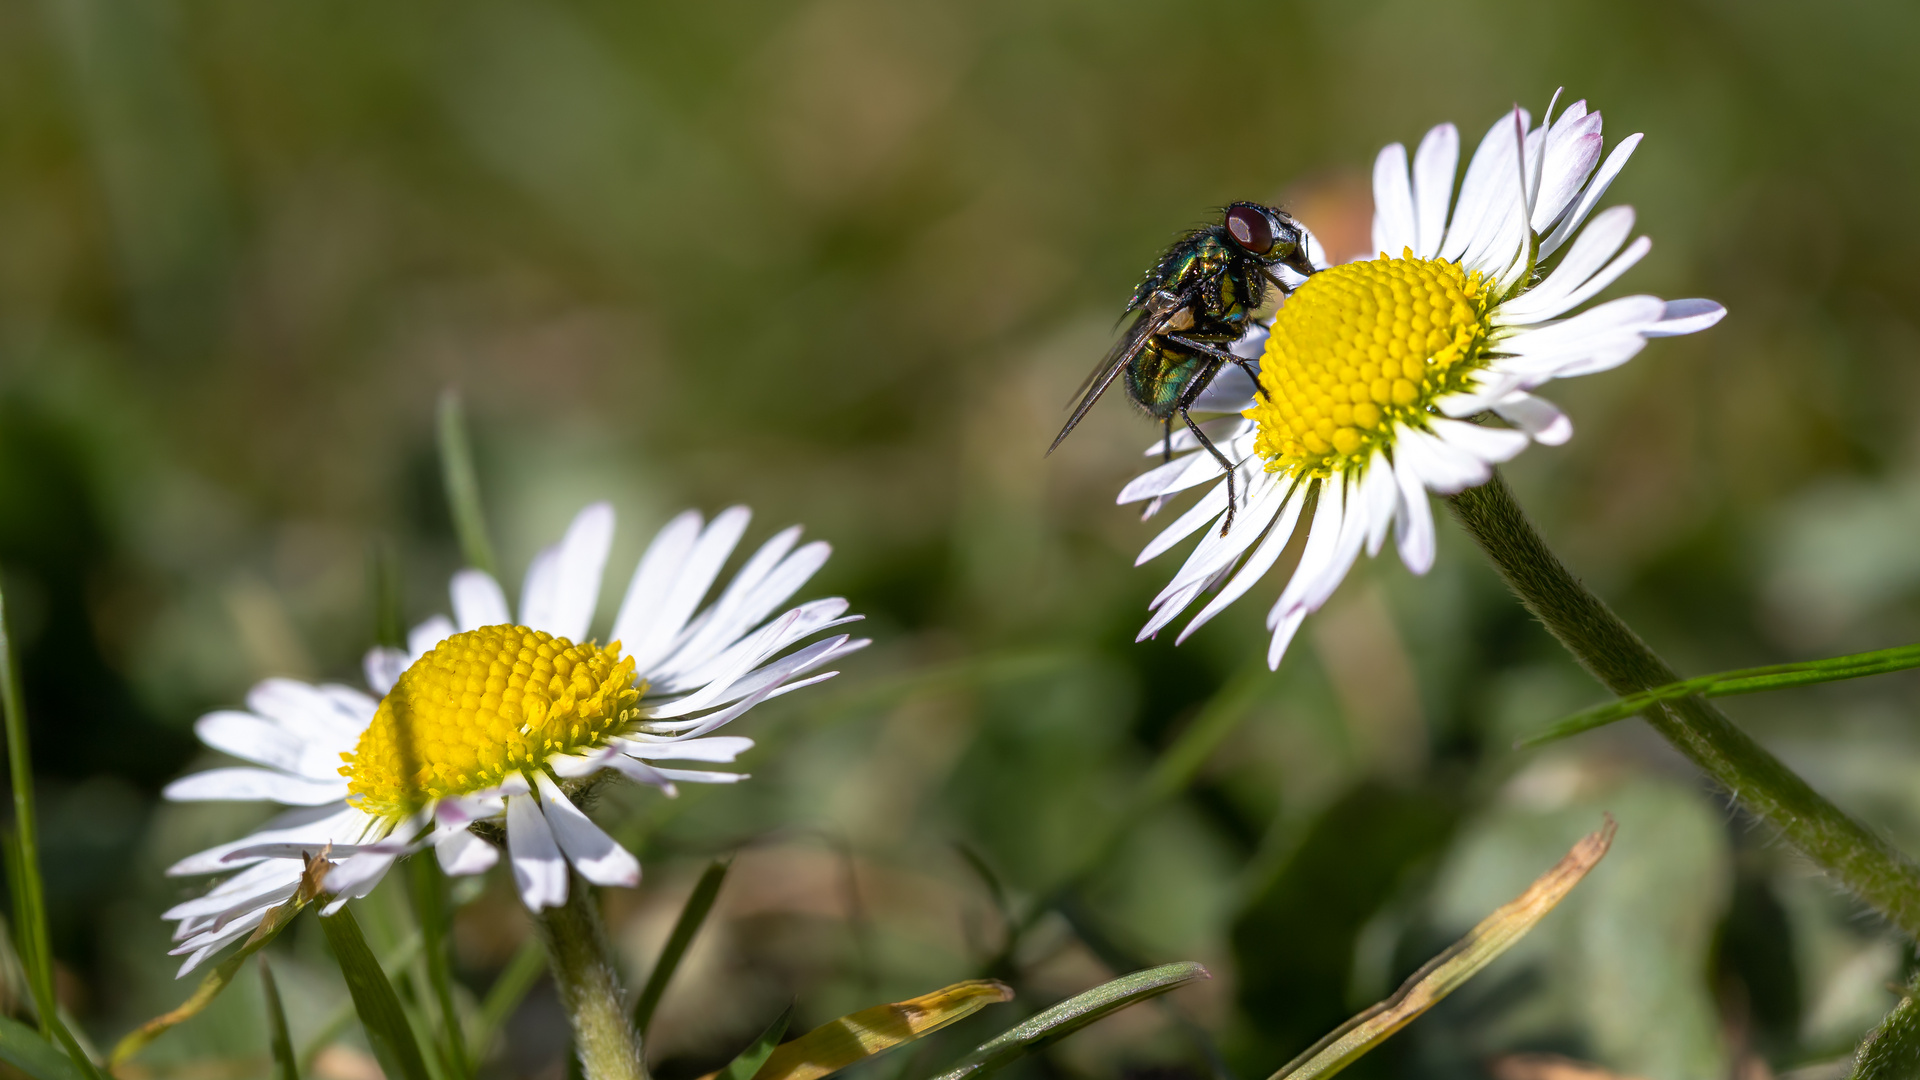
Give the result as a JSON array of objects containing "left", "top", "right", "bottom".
[
  {"left": 534, "top": 878, "right": 648, "bottom": 1080},
  {"left": 1447, "top": 472, "right": 1920, "bottom": 940}
]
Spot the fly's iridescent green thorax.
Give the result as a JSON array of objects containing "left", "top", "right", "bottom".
[{"left": 1051, "top": 202, "right": 1317, "bottom": 532}]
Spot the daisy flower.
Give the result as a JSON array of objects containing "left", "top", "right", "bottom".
[
  {"left": 1121, "top": 92, "right": 1725, "bottom": 668},
  {"left": 160, "top": 503, "right": 865, "bottom": 975}
]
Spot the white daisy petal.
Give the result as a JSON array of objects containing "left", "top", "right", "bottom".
[
  {"left": 1390, "top": 449, "right": 1436, "bottom": 575},
  {"left": 655, "top": 534, "right": 830, "bottom": 678},
  {"left": 451, "top": 569, "right": 512, "bottom": 632},
  {"left": 533, "top": 772, "right": 641, "bottom": 889},
  {"left": 1428, "top": 417, "right": 1531, "bottom": 467},
  {"left": 1532, "top": 116, "right": 1603, "bottom": 233},
  {"left": 1175, "top": 481, "right": 1306, "bottom": 644},
  {"left": 520, "top": 502, "right": 615, "bottom": 642},
  {"left": 1493, "top": 391, "right": 1574, "bottom": 445},
  {"left": 605, "top": 511, "right": 698, "bottom": 660},
  {"left": 248, "top": 679, "right": 369, "bottom": 748},
  {"left": 408, "top": 615, "right": 455, "bottom": 662},
  {"left": 1267, "top": 607, "right": 1308, "bottom": 671},
  {"left": 1136, "top": 482, "right": 1229, "bottom": 565},
  {"left": 615, "top": 507, "right": 750, "bottom": 673},
  {"left": 1411, "top": 123, "right": 1459, "bottom": 257},
  {"left": 363, "top": 648, "right": 406, "bottom": 696},
  {"left": 322, "top": 849, "right": 404, "bottom": 900},
  {"left": 1150, "top": 470, "right": 1283, "bottom": 604},
  {"left": 1498, "top": 205, "right": 1639, "bottom": 322},
  {"left": 506, "top": 792, "right": 569, "bottom": 911},
  {"left": 1271, "top": 479, "right": 1346, "bottom": 619},
  {"left": 648, "top": 601, "right": 858, "bottom": 703},
  {"left": 1395, "top": 423, "right": 1492, "bottom": 494},
  {"left": 1300, "top": 480, "right": 1372, "bottom": 614},
  {"left": 1371, "top": 142, "right": 1417, "bottom": 256},
  {"left": 650, "top": 767, "right": 748, "bottom": 785},
  {"left": 193, "top": 711, "right": 340, "bottom": 780},
  {"left": 167, "top": 804, "right": 367, "bottom": 876},
  {"left": 625, "top": 735, "right": 754, "bottom": 763},
  {"left": 1443, "top": 107, "right": 1529, "bottom": 266},
  {"left": 1362, "top": 453, "right": 1399, "bottom": 557},
  {"left": 436, "top": 827, "right": 499, "bottom": 876},
  {"left": 1116, "top": 435, "right": 1247, "bottom": 504},
  {"left": 602, "top": 754, "right": 680, "bottom": 796},
  {"left": 1539, "top": 132, "right": 1642, "bottom": 259},
  {"left": 1645, "top": 298, "right": 1727, "bottom": 336},
  {"left": 163, "top": 769, "right": 349, "bottom": 806},
  {"left": 1497, "top": 293, "right": 1671, "bottom": 355}
]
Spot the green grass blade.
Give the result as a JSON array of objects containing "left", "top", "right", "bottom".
[
  {"left": 633, "top": 857, "right": 731, "bottom": 1037},
  {"left": 409, "top": 858, "right": 469, "bottom": 1080},
  {"left": 260, "top": 956, "right": 299, "bottom": 1080},
  {"left": 0, "top": 1014, "right": 80, "bottom": 1080},
  {"left": 1518, "top": 642, "right": 1920, "bottom": 749},
  {"left": 719, "top": 1004, "right": 790, "bottom": 1080},
  {"left": 370, "top": 539, "right": 405, "bottom": 650},
  {"left": 468, "top": 936, "right": 547, "bottom": 1064},
  {"left": 0, "top": 578, "right": 55, "bottom": 1037},
  {"left": 1265, "top": 821, "right": 1614, "bottom": 1080},
  {"left": 928, "top": 963, "right": 1209, "bottom": 1080},
  {"left": 298, "top": 931, "right": 424, "bottom": 1069},
  {"left": 436, "top": 390, "right": 497, "bottom": 576},
  {"left": 320, "top": 907, "right": 433, "bottom": 1080}
]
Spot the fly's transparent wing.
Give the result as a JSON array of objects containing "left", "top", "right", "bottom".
[{"left": 1050, "top": 310, "right": 1163, "bottom": 454}]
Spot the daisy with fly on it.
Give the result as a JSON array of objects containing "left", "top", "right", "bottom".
[
  {"left": 160, "top": 502, "right": 865, "bottom": 976},
  {"left": 1123, "top": 93, "right": 1725, "bottom": 667}
]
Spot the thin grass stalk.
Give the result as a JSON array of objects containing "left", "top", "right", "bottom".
[
  {"left": 0, "top": 579, "right": 53, "bottom": 1035},
  {"left": 437, "top": 391, "right": 498, "bottom": 576}
]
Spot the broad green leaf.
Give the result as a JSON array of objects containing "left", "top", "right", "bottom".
[
  {"left": 113, "top": 856, "right": 328, "bottom": 1065},
  {"left": 467, "top": 936, "right": 546, "bottom": 1064},
  {"left": 437, "top": 390, "right": 497, "bottom": 576},
  {"left": 1519, "top": 642, "right": 1920, "bottom": 748},
  {"left": 634, "top": 857, "right": 731, "bottom": 1037},
  {"left": 0, "top": 1014, "right": 80, "bottom": 1080},
  {"left": 1266, "top": 819, "right": 1616, "bottom": 1080},
  {"left": 718, "top": 1005, "right": 791, "bottom": 1080},
  {"left": 1854, "top": 977, "right": 1920, "bottom": 1078},
  {"left": 748, "top": 979, "right": 1013, "bottom": 1080},
  {"left": 929, "top": 963, "right": 1209, "bottom": 1080},
  {"left": 321, "top": 906, "right": 433, "bottom": 1080},
  {"left": 260, "top": 956, "right": 299, "bottom": 1080}
]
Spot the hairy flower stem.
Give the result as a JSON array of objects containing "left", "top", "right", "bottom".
[
  {"left": 1448, "top": 472, "right": 1920, "bottom": 940},
  {"left": 535, "top": 878, "right": 648, "bottom": 1080}
]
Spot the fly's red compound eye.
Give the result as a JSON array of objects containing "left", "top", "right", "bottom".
[{"left": 1225, "top": 205, "right": 1274, "bottom": 254}]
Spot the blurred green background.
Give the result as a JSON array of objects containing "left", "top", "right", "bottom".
[{"left": 2, "top": 1, "right": 1920, "bottom": 1078}]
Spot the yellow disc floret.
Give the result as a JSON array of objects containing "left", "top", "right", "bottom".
[
  {"left": 342, "top": 625, "right": 641, "bottom": 817},
  {"left": 1246, "top": 251, "right": 1494, "bottom": 478}
]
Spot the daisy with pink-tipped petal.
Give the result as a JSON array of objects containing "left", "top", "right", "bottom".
[
  {"left": 159, "top": 503, "right": 865, "bottom": 976},
  {"left": 1121, "top": 92, "right": 1724, "bottom": 669}
]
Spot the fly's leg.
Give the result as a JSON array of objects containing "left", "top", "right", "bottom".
[
  {"left": 1166, "top": 334, "right": 1267, "bottom": 401},
  {"left": 1181, "top": 408, "right": 1239, "bottom": 536},
  {"left": 1163, "top": 417, "right": 1174, "bottom": 462}
]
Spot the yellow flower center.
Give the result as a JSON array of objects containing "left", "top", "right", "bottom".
[
  {"left": 1245, "top": 252, "right": 1494, "bottom": 478},
  {"left": 341, "top": 625, "right": 641, "bottom": 817}
]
